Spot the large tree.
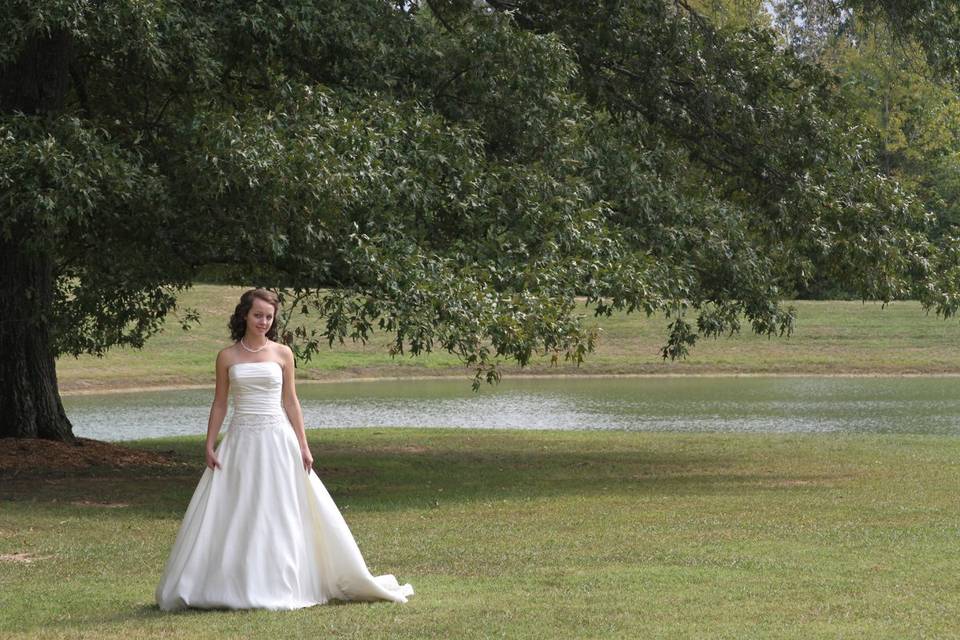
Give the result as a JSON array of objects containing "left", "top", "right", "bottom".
[{"left": 2, "top": 0, "right": 957, "bottom": 441}]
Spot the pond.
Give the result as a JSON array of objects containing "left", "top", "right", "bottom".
[{"left": 63, "top": 375, "right": 960, "bottom": 441}]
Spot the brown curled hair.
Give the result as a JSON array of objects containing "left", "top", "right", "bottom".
[{"left": 229, "top": 288, "right": 280, "bottom": 342}]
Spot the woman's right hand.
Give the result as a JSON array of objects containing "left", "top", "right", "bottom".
[{"left": 205, "top": 447, "right": 222, "bottom": 470}]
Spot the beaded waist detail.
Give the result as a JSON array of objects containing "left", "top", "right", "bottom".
[{"left": 228, "top": 413, "right": 290, "bottom": 432}]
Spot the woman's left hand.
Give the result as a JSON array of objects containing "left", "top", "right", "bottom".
[{"left": 300, "top": 446, "right": 314, "bottom": 473}]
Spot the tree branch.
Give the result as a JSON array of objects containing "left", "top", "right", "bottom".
[{"left": 426, "top": 0, "right": 457, "bottom": 34}]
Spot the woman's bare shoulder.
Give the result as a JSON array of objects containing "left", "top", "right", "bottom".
[
  {"left": 216, "top": 343, "right": 240, "bottom": 368},
  {"left": 273, "top": 341, "right": 294, "bottom": 364}
]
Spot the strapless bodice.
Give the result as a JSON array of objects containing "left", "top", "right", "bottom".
[{"left": 229, "top": 361, "right": 284, "bottom": 415}]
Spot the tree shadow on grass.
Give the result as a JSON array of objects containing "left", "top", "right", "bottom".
[{"left": 0, "top": 429, "right": 850, "bottom": 518}]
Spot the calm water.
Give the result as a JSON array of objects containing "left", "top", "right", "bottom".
[{"left": 62, "top": 376, "right": 960, "bottom": 441}]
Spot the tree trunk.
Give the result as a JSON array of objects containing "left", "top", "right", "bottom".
[
  {"left": 0, "top": 29, "right": 76, "bottom": 441},
  {"left": 0, "top": 238, "right": 76, "bottom": 442},
  {"left": 0, "top": 29, "right": 72, "bottom": 114}
]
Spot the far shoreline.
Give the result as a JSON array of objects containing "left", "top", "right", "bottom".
[{"left": 55, "top": 288, "right": 960, "bottom": 397}]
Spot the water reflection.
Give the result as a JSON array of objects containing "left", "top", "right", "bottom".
[{"left": 63, "top": 376, "right": 960, "bottom": 441}]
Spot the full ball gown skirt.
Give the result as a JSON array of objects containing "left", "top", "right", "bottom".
[{"left": 155, "top": 361, "right": 413, "bottom": 610}]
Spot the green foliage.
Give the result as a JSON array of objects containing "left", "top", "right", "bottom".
[
  {"left": 763, "top": 1, "right": 960, "bottom": 297},
  {"left": 2, "top": 0, "right": 958, "bottom": 382},
  {"left": 850, "top": 0, "right": 960, "bottom": 84},
  {"left": 827, "top": 28, "right": 960, "bottom": 232},
  {"left": 0, "top": 114, "right": 188, "bottom": 355}
]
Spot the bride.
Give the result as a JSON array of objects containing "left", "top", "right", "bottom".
[{"left": 156, "top": 288, "right": 413, "bottom": 610}]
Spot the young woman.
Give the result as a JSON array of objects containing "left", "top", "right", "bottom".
[{"left": 156, "top": 288, "right": 413, "bottom": 610}]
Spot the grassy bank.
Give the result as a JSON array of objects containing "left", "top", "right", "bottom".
[
  {"left": 56, "top": 285, "right": 960, "bottom": 393},
  {"left": 1, "top": 428, "right": 958, "bottom": 638}
]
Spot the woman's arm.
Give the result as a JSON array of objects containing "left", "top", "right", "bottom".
[
  {"left": 280, "top": 345, "right": 313, "bottom": 472},
  {"left": 205, "top": 350, "right": 230, "bottom": 470}
]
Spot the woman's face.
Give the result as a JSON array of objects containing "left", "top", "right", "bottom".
[{"left": 245, "top": 298, "right": 275, "bottom": 338}]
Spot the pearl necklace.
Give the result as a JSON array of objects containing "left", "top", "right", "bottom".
[{"left": 240, "top": 338, "right": 269, "bottom": 353}]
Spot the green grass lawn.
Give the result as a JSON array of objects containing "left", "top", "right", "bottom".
[
  {"left": 21, "top": 287, "right": 960, "bottom": 637},
  {"left": 2, "top": 428, "right": 959, "bottom": 639},
  {"left": 55, "top": 285, "right": 960, "bottom": 393}
]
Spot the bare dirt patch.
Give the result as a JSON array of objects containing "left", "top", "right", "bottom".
[
  {"left": 70, "top": 500, "right": 131, "bottom": 508},
  {"left": 754, "top": 475, "right": 853, "bottom": 488},
  {"left": 392, "top": 445, "right": 431, "bottom": 454},
  {"left": 0, "top": 552, "right": 51, "bottom": 564},
  {"left": 0, "top": 437, "right": 183, "bottom": 477}
]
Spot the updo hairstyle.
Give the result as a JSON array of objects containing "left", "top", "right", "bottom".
[{"left": 229, "top": 288, "right": 280, "bottom": 342}]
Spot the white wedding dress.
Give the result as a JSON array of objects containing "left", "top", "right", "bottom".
[{"left": 156, "top": 361, "right": 413, "bottom": 610}]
